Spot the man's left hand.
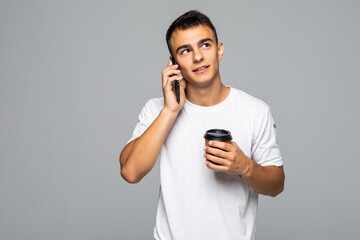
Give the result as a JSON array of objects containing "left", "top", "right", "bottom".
[{"left": 203, "top": 141, "right": 249, "bottom": 176}]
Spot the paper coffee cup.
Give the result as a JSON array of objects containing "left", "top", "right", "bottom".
[{"left": 203, "top": 129, "right": 232, "bottom": 165}]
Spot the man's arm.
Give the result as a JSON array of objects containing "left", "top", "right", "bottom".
[
  {"left": 120, "top": 60, "right": 186, "bottom": 183},
  {"left": 204, "top": 141, "right": 285, "bottom": 197},
  {"left": 242, "top": 161, "right": 284, "bottom": 197},
  {"left": 120, "top": 108, "right": 178, "bottom": 183}
]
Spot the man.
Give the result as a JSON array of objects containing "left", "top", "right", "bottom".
[{"left": 120, "top": 10, "right": 285, "bottom": 240}]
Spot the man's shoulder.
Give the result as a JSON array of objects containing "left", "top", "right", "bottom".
[
  {"left": 145, "top": 97, "right": 164, "bottom": 107},
  {"left": 230, "top": 87, "right": 270, "bottom": 113},
  {"left": 142, "top": 97, "right": 164, "bottom": 114}
]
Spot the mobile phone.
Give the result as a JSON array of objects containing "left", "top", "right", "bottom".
[{"left": 170, "top": 57, "right": 180, "bottom": 104}]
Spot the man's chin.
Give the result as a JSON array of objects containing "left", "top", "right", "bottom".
[{"left": 185, "top": 79, "right": 214, "bottom": 89}]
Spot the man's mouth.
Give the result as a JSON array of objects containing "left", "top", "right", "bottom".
[{"left": 193, "top": 65, "right": 210, "bottom": 73}]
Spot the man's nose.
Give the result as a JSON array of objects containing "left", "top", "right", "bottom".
[{"left": 193, "top": 48, "right": 204, "bottom": 63}]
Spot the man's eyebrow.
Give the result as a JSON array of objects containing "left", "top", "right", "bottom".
[
  {"left": 175, "top": 38, "right": 215, "bottom": 54},
  {"left": 175, "top": 44, "right": 191, "bottom": 54},
  {"left": 198, "top": 38, "right": 214, "bottom": 45}
]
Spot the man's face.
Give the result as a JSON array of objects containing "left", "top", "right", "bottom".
[{"left": 169, "top": 25, "right": 224, "bottom": 87}]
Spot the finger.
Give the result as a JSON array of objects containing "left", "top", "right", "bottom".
[
  {"left": 163, "top": 68, "right": 181, "bottom": 78},
  {"left": 167, "top": 64, "right": 179, "bottom": 71},
  {"left": 205, "top": 160, "right": 229, "bottom": 172},
  {"left": 162, "top": 65, "right": 179, "bottom": 75},
  {"left": 162, "top": 69, "right": 181, "bottom": 88},
  {"left": 180, "top": 78, "right": 187, "bottom": 88},
  {"left": 179, "top": 79, "right": 187, "bottom": 95},
  {"left": 168, "top": 56, "right": 177, "bottom": 66},
  {"left": 204, "top": 152, "right": 229, "bottom": 166},
  {"left": 166, "top": 64, "right": 179, "bottom": 70},
  {"left": 163, "top": 76, "right": 183, "bottom": 94},
  {"left": 204, "top": 146, "right": 230, "bottom": 159},
  {"left": 207, "top": 141, "right": 234, "bottom": 152},
  {"left": 164, "top": 75, "right": 183, "bottom": 89},
  {"left": 168, "top": 75, "right": 183, "bottom": 82},
  {"left": 162, "top": 68, "right": 181, "bottom": 78}
]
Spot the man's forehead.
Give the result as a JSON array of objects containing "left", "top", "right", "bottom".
[{"left": 170, "top": 25, "right": 216, "bottom": 48}]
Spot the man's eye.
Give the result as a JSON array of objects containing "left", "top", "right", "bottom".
[
  {"left": 202, "top": 43, "right": 210, "bottom": 48},
  {"left": 182, "top": 49, "right": 189, "bottom": 54}
]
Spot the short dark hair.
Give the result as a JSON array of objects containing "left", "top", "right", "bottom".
[{"left": 166, "top": 10, "right": 218, "bottom": 56}]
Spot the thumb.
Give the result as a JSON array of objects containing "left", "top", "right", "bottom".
[{"left": 180, "top": 79, "right": 187, "bottom": 89}]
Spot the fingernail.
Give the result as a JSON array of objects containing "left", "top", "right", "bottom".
[{"left": 209, "top": 141, "right": 212, "bottom": 145}]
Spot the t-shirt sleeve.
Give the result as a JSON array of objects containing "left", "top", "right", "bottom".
[
  {"left": 126, "top": 99, "right": 161, "bottom": 144},
  {"left": 251, "top": 108, "right": 283, "bottom": 166}
]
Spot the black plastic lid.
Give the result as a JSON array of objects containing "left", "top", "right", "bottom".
[{"left": 203, "top": 129, "right": 232, "bottom": 142}]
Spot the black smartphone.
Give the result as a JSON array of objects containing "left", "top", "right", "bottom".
[{"left": 171, "top": 57, "right": 180, "bottom": 104}]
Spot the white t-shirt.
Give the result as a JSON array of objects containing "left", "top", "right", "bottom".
[{"left": 127, "top": 86, "right": 283, "bottom": 240}]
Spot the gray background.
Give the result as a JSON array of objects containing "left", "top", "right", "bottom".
[{"left": 1, "top": 0, "right": 359, "bottom": 239}]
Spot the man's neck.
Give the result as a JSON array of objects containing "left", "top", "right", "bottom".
[{"left": 185, "top": 80, "right": 230, "bottom": 107}]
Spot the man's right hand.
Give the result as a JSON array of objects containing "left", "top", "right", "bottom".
[{"left": 161, "top": 60, "right": 187, "bottom": 114}]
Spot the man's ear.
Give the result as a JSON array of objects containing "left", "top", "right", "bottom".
[
  {"left": 217, "top": 42, "right": 224, "bottom": 61},
  {"left": 170, "top": 56, "right": 176, "bottom": 65}
]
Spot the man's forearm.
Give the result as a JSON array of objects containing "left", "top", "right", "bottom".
[
  {"left": 120, "top": 108, "right": 178, "bottom": 183},
  {"left": 243, "top": 160, "right": 285, "bottom": 197}
]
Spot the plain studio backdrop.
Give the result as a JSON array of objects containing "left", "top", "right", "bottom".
[{"left": 1, "top": 0, "right": 359, "bottom": 239}]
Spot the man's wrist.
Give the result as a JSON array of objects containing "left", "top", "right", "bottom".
[
  {"left": 161, "top": 107, "right": 179, "bottom": 119},
  {"left": 239, "top": 157, "right": 252, "bottom": 178}
]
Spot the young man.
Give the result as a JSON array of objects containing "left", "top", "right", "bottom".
[{"left": 120, "top": 10, "right": 285, "bottom": 240}]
